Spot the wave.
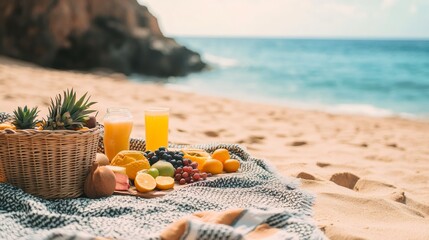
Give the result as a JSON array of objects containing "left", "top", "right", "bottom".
[
  {"left": 282, "top": 102, "right": 419, "bottom": 119},
  {"left": 203, "top": 53, "right": 239, "bottom": 68},
  {"left": 325, "top": 104, "right": 396, "bottom": 117}
]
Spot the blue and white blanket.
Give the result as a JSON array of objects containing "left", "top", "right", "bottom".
[{"left": 0, "top": 143, "right": 325, "bottom": 240}]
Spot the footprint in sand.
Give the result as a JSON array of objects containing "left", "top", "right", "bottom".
[
  {"left": 3, "top": 94, "right": 14, "bottom": 100},
  {"left": 329, "top": 172, "right": 360, "bottom": 189},
  {"left": 172, "top": 113, "right": 187, "bottom": 120},
  {"left": 297, "top": 172, "right": 316, "bottom": 180},
  {"left": 354, "top": 179, "right": 408, "bottom": 204},
  {"left": 237, "top": 135, "right": 265, "bottom": 144},
  {"left": 161, "top": 96, "right": 170, "bottom": 101},
  {"left": 249, "top": 135, "right": 265, "bottom": 143},
  {"left": 289, "top": 141, "right": 307, "bottom": 147},
  {"left": 387, "top": 143, "right": 398, "bottom": 148},
  {"left": 316, "top": 162, "right": 330, "bottom": 168},
  {"left": 365, "top": 155, "right": 393, "bottom": 162},
  {"left": 204, "top": 131, "right": 219, "bottom": 138},
  {"left": 386, "top": 143, "right": 405, "bottom": 151}
]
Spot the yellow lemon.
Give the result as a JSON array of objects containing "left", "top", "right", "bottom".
[
  {"left": 155, "top": 176, "right": 175, "bottom": 190},
  {"left": 135, "top": 173, "right": 156, "bottom": 193}
]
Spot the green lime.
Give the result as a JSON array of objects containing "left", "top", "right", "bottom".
[{"left": 147, "top": 168, "right": 160, "bottom": 178}]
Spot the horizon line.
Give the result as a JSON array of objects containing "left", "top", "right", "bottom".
[{"left": 169, "top": 34, "right": 429, "bottom": 41}]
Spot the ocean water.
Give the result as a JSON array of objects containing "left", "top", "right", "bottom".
[{"left": 141, "top": 37, "right": 429, "bottom": 118}]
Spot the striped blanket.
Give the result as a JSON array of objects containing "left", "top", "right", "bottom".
[{"left": 0, "top": 143, "right": 325, "bottom": 240}]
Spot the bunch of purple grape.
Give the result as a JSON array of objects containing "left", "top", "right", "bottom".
[
  {"left": 144, "top": 147, "right": 185, "bottom": 169},
  {"left": 174, "top": 159, "right": 211, "bottom": 185}
]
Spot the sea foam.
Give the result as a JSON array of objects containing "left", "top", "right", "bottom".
[{"left": 203, "top": 53, "right": 239, "bottom": 68}]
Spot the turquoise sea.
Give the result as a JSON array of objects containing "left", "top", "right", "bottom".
[{"left": 137, "top": 37, "right": 429, "bottom": 118}]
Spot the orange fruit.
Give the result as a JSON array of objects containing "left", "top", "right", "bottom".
[
  {"left": 155, "top": 176, "right": 175, "bottom": 190},
  {"left": 211, "top": 149, "right": 230, "bottom": 164},
  {"left": 135, "top": 173, "right": 156, "bottom": 193},
  {"left": 124, "top": 160, "right": 151, "bottom": 180},
  {"left": 202, "top": 158, "right": 223, "bottom": 175},
  {"left": 223, "top": 159, "right": 240, "bottom": 173}
]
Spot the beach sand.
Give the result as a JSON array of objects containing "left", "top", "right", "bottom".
[{"left": 1, "top": 56, "right": 429, "bottom": 239}]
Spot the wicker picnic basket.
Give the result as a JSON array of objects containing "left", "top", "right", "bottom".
[{"left": 0, "top": 126, "right": 100, "bottom": 199}]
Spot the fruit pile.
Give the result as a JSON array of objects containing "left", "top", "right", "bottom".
[
  {"left": 143, "top": 147, "right": 214, "bottom": 185},
  {"left": 90, "top": 147, "right": 241, "bottom": 197},
  {"left": 183, "top": 148, "right": 240, "bottom": 174}
]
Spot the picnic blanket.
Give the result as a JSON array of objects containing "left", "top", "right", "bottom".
[{"left": 0, "top": 143, "right": 326, "bottom": 240}]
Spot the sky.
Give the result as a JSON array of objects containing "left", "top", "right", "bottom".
[{"left": 140, "top": 0, "right": 429, "bottom": 39}]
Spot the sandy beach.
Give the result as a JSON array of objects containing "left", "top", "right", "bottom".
[{"left": 1, "top": 56, "right": 429, "bottom": 239}]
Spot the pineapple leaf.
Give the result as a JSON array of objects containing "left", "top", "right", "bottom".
[
  {"left": 45, "top": 89, "right": 97, "bottom": 130},
  {"left": 12, "top": 105, "right": 40, "bottom": 129}
]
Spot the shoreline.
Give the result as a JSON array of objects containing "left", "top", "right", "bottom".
[
  {"left": 165, "top": 81, "right": 429, "bottom": 121},
  {"left": 128, "top": 68, "right": 429, "bottom": 121},
  {"left": 1, "top": 56, "right": 429, "bottom": 239}
]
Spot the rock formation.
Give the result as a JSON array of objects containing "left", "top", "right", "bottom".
[{"left": 0, "top": 0, "right": 206, "bottom": 76}]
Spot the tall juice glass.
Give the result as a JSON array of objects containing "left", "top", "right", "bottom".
[
  {"left": 103, "top": 108, "right": 133, "bottom": 160},
  {"left": 145, "top": 107, "right": 169, "bottom": 151}
]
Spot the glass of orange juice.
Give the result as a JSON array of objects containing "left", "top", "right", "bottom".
[
  {"left": 103, "top": 108, "right": 133, "bottom": 160},
  {"left": 145, "top": 107, "right": 169, "bottom": 151}
]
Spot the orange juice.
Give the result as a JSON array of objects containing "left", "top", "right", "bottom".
[
  {"left": 103, "top": 108, "right": 133, "bottom": 160},
  {"left": 145, "top": 108, "right": 169, "bottom": 151}
]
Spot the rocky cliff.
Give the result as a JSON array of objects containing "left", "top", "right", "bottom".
[{"left": 0, "top": 0, "right": 206, "bottom": 76}]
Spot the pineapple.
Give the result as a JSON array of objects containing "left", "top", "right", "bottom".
[
  {"left": 12, "top": 106, "right": 40, "bottom": 129},
  {"left": 45, "top": 89, "right": 97, "bottom": 130}
]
